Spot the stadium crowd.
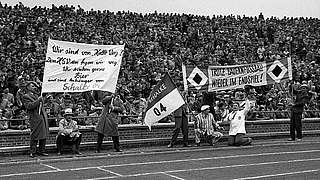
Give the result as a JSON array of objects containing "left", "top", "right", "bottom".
[{"left": 0, "top": 2, "right": 320, "bottom": 130}]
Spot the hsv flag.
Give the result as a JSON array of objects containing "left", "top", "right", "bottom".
[{"left": 144, "top": 73, "right": 185, "bottom": 130}]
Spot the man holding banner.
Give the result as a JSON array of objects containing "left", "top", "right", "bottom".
[
  {"left": 95, "top": 91, "right": 125, "bottom": 152},
  {"left": 41, "top": 39, "right": 125, "bottom": 152},
  {"left": 22, "top": 81, "right": 49, "bottom": 157}
]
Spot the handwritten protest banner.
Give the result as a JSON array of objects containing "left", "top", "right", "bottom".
[
  {"left": 42, "top": 39, "right": 125, "bottom": 93},
  {"left": 183, "top": 57, "right": 292, "bottom": 92}
]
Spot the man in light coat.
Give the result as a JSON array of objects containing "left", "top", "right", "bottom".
[{"left": 22, "top": 81, "right": 49, "bottom": 157}]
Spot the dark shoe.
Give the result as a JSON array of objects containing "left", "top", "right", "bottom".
[
  {"left": 183, "top": 143, "right": 191, "bottom": 147},
  {"left": 57, "top": 152, "right": 62, "bottom": 156},
  {"left": 39, "top": 153, "right": 49, "bottom": 156},
  {"left": 29, "top": 153, "right": 36, "bottom": 158},
  {"left": 288, "top": 139, "right": 295, "bottom": 141},
  {"left": 75, "top": 151, "right": 82, "bottom": 155},
  {"left": 114, "top": 149, "right": 122, "bottom": 152},
  {"left": 167, "top": 143, "right": 174, "bottom": 148},
  {"left": 95, "top": 150, "right": 101, "bottom": 153},
  {"left": 196, "top": 143, "right": 200, "bottom": 147}
]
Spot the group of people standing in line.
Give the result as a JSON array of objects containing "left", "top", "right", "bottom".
[
  {"left": 24, "top": 81, "right": 308, "bottom": 157},
  {"left": 24, "top": 82, "right": 125, "bottom": 157}
]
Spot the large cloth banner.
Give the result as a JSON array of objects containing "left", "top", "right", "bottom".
[
  {"left": 144, "top": 73, "right": 185, "bottom": 130},
  {"left": 42, "top": 39, "right": 125, "bottom": 93},
  {"left": 183, "top": 57, "right": 292, "bottom": 92}
]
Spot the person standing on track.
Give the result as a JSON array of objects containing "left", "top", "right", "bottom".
[
  {"left": 95, "top": 90, "right": 125, "bottom": 152},
  {"left": 22, "top": 81, "right": 49, "bottom": 158},
  {"left": 289, "top": 83, "right": 313, "bottom": 141},
  {"left": 167, "top": 91, "right": 190, "bottom": 148}
]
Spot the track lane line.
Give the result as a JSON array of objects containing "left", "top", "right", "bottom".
[
  {"left": 161, "top": 172, "right": 186, "bottom": 180},
  {"left": 1, "top": 151, "right": 320, "bottom": 178},
  {"left": 97, "top": 167, "right": 123, "bottom": 177},
  {"left": 40, "top": 163, "right": 62, "bottom": 171},
  {"left": 86, "top": 158, "right": 320, "bottom": 180},
  {"left": 234, "top": 168, "right": 320, "bottom": 180},
  {"left": 1, "top": 141, "right": 319, "bottom": 166}
]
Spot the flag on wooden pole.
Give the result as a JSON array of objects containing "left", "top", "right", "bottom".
[{"left": 144, "top": 73, "right": 185, "bottom": 130}]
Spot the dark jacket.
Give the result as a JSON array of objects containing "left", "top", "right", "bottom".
[
  {"left": 292, "top": 89, "right": 312, "bottom": 113},
  {"left": 95, "top": 95, "right": 125, "bottom": 136}
]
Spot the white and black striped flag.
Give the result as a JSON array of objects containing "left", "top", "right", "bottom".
[{"left": 144, "top": 73, "right": 185, "bottom": 130}]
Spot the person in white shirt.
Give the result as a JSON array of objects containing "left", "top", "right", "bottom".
[{"left": 225, "top": 99, "right": 253, "bottom": 146}]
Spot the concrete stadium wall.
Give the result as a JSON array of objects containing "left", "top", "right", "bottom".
[{"left": 1, "top": 118, "right": 320, "bottom": 155}]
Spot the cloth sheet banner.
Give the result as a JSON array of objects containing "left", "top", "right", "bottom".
[
  {"left": 42, "top": 39, "right": 125, "bottom": 93},
  {"left": 183, "top": 57, "right": 292, "bottom": 92},
  {"left": 144, "top": 73, "right": 185, "bottom": 130}
]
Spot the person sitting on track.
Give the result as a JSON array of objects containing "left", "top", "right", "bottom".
[
  {"left": 194, "top": 105, "right": 224, "bottom": 147},
  {"left": 56, "top": 108, "right": 82, "bottom": 155}
]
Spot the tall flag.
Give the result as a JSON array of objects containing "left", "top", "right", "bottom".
[
  {"left": 144, "top": 73, "right": 185, "bottom": 130},
  {"left": 182, "top": 57, "right": 292, "bottom": 92}
]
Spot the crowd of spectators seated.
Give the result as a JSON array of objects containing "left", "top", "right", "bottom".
[{"left": 0, "top": 3, "right": 320, "bottom": 129}]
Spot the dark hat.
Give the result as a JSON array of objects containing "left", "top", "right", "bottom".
[{"left": 26, "top": 81, "right": 39, "bottom": 88}]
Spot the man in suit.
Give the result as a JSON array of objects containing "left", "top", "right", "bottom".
[
  {"left": 289, "top": 84, "right": 313, "bottom": 141},
  {"left": 22, "top": 81, "right": 49, "bottom": 157}
]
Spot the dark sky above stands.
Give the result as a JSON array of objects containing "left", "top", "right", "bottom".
[{"left": 3, "top": 0, "right": 320, "bottom": 18}]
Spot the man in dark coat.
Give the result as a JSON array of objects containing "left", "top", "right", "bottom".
[
  {"left": 22, "top": 81, "right": 49, "bottom": 157},
  {"left": 289, "top": 84, "right": 312, "bottom": 141},
  {"left": 95, "top": 91, "right": 125, "bottom": 152},
  {"left": 167, "top": 104, "right": 190, "bottom": 148}
]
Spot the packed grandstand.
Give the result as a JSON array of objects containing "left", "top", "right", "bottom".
[{"left": 0, "top": 2, "right": 320, "bottom": 130}]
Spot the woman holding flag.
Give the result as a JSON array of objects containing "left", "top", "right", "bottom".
[{"left": 95, "top": 90, "right": 125, "bottom": 152}]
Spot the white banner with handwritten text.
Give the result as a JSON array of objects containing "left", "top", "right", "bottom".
[{"left": 42, "top": 39, "right": 124, "bottom": 93}]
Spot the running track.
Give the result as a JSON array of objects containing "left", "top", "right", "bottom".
[{"left": 0, "top": 138, "right": 319, "bottom": 180}]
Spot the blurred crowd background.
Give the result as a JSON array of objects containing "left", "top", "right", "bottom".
[{"left": 0, "top": 3, "right": 320, "bottom": 130}]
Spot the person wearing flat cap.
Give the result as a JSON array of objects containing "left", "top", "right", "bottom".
[
  {"left": 56, "top": 108, "right": 82, "bottom": 156},
  {"left": 225, "top": 98, "right": 253, "bottom": 146},
  {"left": 289, "top": 83, "right": 313, "bottom": 141},
  {"left": 194, "top": 105, "right": 224, "bottom": 147},
  {"left": 22, "top": 81, "right": 49, "bottom": 158}
]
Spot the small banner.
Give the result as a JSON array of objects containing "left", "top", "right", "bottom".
[
  {"left": 42, "top": 39, "right": 125, "bottom": 93},
  {"left": 144, "top": 73, "right": 185, "bottom": 130},
  {"left": 183, "top": 57, "right": 292, "bottom": 92}
]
